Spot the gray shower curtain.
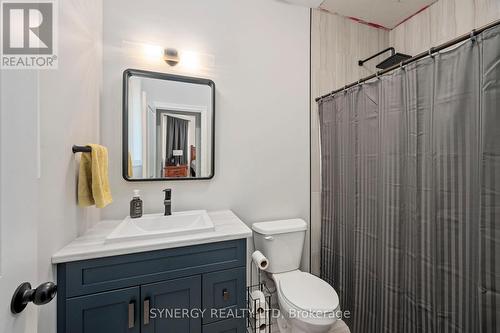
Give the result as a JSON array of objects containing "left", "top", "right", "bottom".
[
  {"left": 166, "top": 115, "right": 188, "bottom": 165},
  {"left": 319, "top": 25, "right": 500, "bottom": 333}
]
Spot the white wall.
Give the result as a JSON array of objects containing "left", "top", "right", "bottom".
[
  {"left": 1, "top": 0, "right": 102, "bottom": 331},
  {"left": 0, "top": 1, "right": 102, "bottom": 332},
  {"left": 101, "top": 0, "right": 311, "bottom": 268},
  {"left": 36, "top": 0, "right": 103, "bottom": 331}
]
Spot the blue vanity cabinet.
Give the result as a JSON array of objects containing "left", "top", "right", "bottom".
[
  {"left": 66, "top": 287, "right": 140, "bottom": 333},
  {"left": 141, "top": 276, "right": 201, "bottom": 333},
  {"left": 57, "top": 239, "right": 247, "bottom": 333},
  {"left": 202, "top": 267, "right": 246, "bottom": 324},
  {"left": 202, "top": 318, "right": 246, "bottom": 333}
]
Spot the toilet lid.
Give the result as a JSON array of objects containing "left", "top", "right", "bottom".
[{"left": 278, "top": 271, "right": 339, "bottom": 313}]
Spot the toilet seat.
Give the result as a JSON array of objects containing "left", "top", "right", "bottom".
[{"left": 276, "top": 271, "right": 339, "bottom": 315}]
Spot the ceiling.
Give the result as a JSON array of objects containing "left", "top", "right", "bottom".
[
  {"left": 320, "top": 0, "right": 437, "bottom": 30},
  {"left": 278, "top": 0, "right": 325, "bottom": 7}
]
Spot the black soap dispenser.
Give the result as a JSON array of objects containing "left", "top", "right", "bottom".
[{"left": 130, "top": 190, "right": 143, "bottom": 219}]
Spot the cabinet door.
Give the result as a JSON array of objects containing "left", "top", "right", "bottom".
[
  {"left": 203, "top": 318, "right": 246, "bottom": 333},
  {"left": 142, "top": 275, "right": 202, "bottom": 333},
  {"left": 202, "top": 267, "right": 246, "bottom": 324},
  {"left": 66, "top": 287, "right": 140, "bottom": 333}
]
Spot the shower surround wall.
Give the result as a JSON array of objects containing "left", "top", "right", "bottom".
[
  {"left": 390, "top": 0, "right": 500, "bottom": 56},
  {"left": 311, "top": 0, "right": 500, "bottom": 276},
  {"left": 311, "top": 9, "right": 389, "bottom": 274}
]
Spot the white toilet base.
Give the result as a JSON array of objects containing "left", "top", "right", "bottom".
[
  {"left": 271, "top": 271, "right": 339, "bottom": 333},
  {"left": 277, "top": 315, "right": 336, "bottom": 333},
  {"left": 276, "top": 307, "right": 337, "bottom": 333},
  {"left": 276, "top": 315, "right": 291, "bottom": 333}
]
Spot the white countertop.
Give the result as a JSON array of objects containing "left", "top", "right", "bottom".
[{"left": 52, "top": 210, "right": 252, "bottom": 264}]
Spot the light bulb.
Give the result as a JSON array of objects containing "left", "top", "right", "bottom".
[
  {"left": 142, "top": 44, "right": 163, "bottom": 61},
  {"left": 180, "top": 51, "right": 201, "bottom": 72}
]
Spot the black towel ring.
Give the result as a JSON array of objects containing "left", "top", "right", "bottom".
[{"left": 72, "top": 145, "right": 91, "bottom": 153}]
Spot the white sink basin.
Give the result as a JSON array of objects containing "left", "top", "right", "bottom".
[{"left": 105, "top": 210, "right": 215, "bottom": 243}]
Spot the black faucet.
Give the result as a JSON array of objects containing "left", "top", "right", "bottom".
[{"left": 163, "top": 188, "right": 172, "bottom": 216}]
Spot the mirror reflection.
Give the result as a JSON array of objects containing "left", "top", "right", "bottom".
[{"left": 124, "top": 70, "right": 214, "bottom": 180}]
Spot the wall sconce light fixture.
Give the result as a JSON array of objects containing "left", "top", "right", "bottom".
[
  {"left": 125, "top": 41, "right": 211, "bottom": 72},
  {"left": 164, "top": 48, "right": 180, "bottom": 66}
]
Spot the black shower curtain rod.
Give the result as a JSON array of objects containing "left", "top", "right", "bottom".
[{"left": 315, "top": 18, "right": 500, "bottom": 103}]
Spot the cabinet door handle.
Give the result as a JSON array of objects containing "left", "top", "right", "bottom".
[
  {"left": 223, "top": 289, "right": 230, "bottom": 301},
  {"left": 144, "top": 299, "right": 150, "bottom": 325},
  {"left": 128, "top": 301, "right": 135, "bottom": 329}
]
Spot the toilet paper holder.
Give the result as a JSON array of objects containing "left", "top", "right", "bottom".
[{"left": 247, "top": 283, "right": 272, "bottom": 333}]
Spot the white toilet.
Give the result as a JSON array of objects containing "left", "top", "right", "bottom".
[{"left": 252, "top": 219, "right": 340, "bottom": 333}]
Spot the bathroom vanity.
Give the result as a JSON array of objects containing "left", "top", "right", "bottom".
[{"left": 52, "top": 210, "right": 251, "bottom": 333}]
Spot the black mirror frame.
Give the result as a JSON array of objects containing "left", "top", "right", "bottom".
[{"left": 122, "top": 69, "right": 215, "bottom": 182}]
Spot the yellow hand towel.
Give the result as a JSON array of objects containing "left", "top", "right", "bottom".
[{"left": 78, "top": 144, "right": 113, "bottom": 208}]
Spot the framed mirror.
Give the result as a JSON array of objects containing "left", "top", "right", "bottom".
[{"left": 123, "top": 69, "right": 215, "bottom": 181}]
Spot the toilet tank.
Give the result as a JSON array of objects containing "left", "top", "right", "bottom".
[{"left": 252, "top": 219, "right": 307, "bottom": 274}]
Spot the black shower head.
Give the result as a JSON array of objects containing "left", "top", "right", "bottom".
[
  {"left": 376, "top": 52, "right": 412, "bottom": 69},
  {"left": 358, "top": 47, "right": 412, "bottom": 70}
]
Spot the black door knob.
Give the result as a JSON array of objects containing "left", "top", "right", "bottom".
[{"left": 11, "top": 282, "right": 57, "bottom": 314}]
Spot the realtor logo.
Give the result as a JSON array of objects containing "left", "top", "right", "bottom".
[{"left": 1, "top": 0, "right": 58, "bottom": 69}]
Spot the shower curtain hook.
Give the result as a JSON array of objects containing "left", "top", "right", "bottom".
[
  {"left": 470, "top": 29, "right": 476, "bottom": 42},
  {"left": 428, "top": 47, "right": 435, "bottom": 58},
  {"left": 375, "top": 71, "right": 380, "bottom": 80}
]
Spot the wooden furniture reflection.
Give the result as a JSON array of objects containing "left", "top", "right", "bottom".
[
  {"left": 164, "top": 165, "right": 188, "bottom": 177},
  {"left": 191, "top": 145, "right": 196, "bottom": 163},
  {"left": 190, "top": 145, "right": 196, "bottom": 177}
]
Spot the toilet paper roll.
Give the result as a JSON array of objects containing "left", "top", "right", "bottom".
[
  {"left": 250, "top": 290, "right": 268, "bottom": 314},
  {"left": 251, "top": 312, "right": 268, "bottom": 333},
  {"left": 251, "top": 251, "right": 269, "bottom": 270}
]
